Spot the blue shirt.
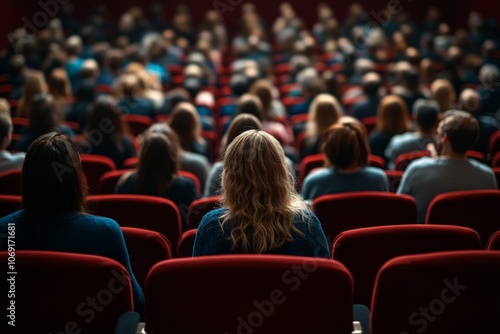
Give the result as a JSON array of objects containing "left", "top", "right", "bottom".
[
  {"left": 397, "top": 157, "right": 498, "bottom": 223},
  {"left": 193, "top": 208, "right": 330, "bottom": 258},
  {"left": 301, "top": 167, "right": 390, "bottom": 201},
  {"left": 0, "top": 210, "right": 144, "bottom": 316}
]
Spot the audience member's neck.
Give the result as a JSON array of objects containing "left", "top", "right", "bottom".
[
  {"left": 439, "top": 148, "right": 466, "bottom": 160},
  {"left": 336, "top": 165, "right": 362, "bottom": 173}
]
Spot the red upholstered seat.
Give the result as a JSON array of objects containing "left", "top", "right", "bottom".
[
  {"left": 426, "top": 190, "right": 500, "bottom": 248},
  {"left": 186, "top": 196, "right": 222, "bottom": 230},
  {"left": 487, "top": 230, "right": 500, "bottom": 250},
  {"left": 0, "top": 251, "right": 134, "bottom": 333},
  {"left": 121, "top": 227, "right": 172, "bottom": 288},
  {"left": 122, "top": 114, "right": 154, "bottom": 137},
  {"left": 0, "top": 195, "right": 22, "bottom": 217},
  {"left": 80, "top": 154, "right": 116, "bottom": 195},
  {"left": 332, "top": 225, "right": 480, "bottom": 307},
  {"left": 145, "top": 255, "right": 354, "bottom": 334},
  {"left": 313, "top": 192, "right": 417, "bottom": 242},
  {"left": 0, "top": 168, "right": 22, "bottom": 195},
  {"left": 394, "top": 150, "right": 430, "bottom": 171},
  {"left": 87, "top": 194, "right": 182, "bottom": 253},
  {"left": 177, "top": 229, "right": 197, "bottom": 258},
  {"left": 371, "top": 251, "right": 500, "bottom": 333}
]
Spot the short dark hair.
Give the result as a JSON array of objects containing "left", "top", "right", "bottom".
[
  {"left": 0, "top": 112, "right": 13, "bottom": 141},
  {"left": 439, "top": 110, "right": 479, "bottom": 154},
  {"left": 414, "top": 99, "right": 439, "bottom": 133},
  {"left": 22, "top": 132, "right": 86, "bottom": 214},
  {"left": 323, "top": 120, "right": 370, "bottom": 169}
]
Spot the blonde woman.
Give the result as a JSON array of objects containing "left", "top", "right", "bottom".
[
  {"left": 16, "top": 70, "right": 48, "bottom": 118},
  {"left": 170, "top": 102, "right": 209, "bottom": 160},
  {"left": 193, "top": 130, "right": 330, "bottom": 258},
  {"left": 302, "top": 93, "right": 343, "bottom": 159},
  {"left": 430, "top": 78, "right": 456, "bottom": 113}
]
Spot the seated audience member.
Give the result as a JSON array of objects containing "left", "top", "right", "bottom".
[
  {"left": 65, "top": 80, "right": 96, "bottom": 132},
  {"left": 0, "top": 112, "right": 25, "bottom": 172},
  {"left": 458, "top": 88, "right": 498, "bottom": 156},
  {"left": 398, "top": 110, "right": 497, "bottom": 223},
  {"left": 65, "top": 35, "right": 85, "bottom": 91},
  {"left": 302, "top": 93, "right": 343, "bottom": 159},
  {"left": 141, "top": 123, "right": 210, "bottom": 191},
  {"left": 392, "top": 69, "right": 426, "bottom": 113},
  {"left": 78, "top": 95, "right": 136, "bottom": 168},
  {"left": 0, "top": 133, "right": 144, "bottom": 316},
  {"left": 288, "top": 67, "right": 324, "bottom": 116},
  {"left": 431, "top": 78, "right": 456, "bottom": 113},
  {"left": 116, "top": 74, "right": 156, "bottom": 119},
  {"left": 204, "top": 114, "right": 263, "bottom": 197},
  {"left": 15, "top": 94, "right": 75, "bottom": 152},
  {"left": 169, "top": 102, "right": 210, "bottom": 160},
  {"left": 115, "top": 132, "right": 197, "bottom": 230},
  {"left": 302, "top": 118, "right": 389, "bottom": 201},
  {"left": 48, "top": 68, "right": 73, "bottom": 117},
  {"left": 351, "top": 72, "right": 382, "bottom": 121},
  {"left": 477, "top": 64, "right": 500, "bottom": 117},
  {"left": 369, "top": 95, "right": 411, "bottom": 160},
  {"left": 16, "top": 70, "right": 48, "bottom": 118},
  {"left": 385, "top": 99, "right": 439, "bottom": 168},
  {"left": 194, "top": 130, "right": 330, "bottom": 258}
]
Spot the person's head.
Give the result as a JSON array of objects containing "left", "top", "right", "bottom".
[
  {"left": 86, "top": 95, "right": 126, "bottom": 143},
  {"left": 376, "top": 95, "right": 410, "bottom": 134},
  {"left": 137, "top": 132, "right": 179, "bottom": 196},
  {"left": 183, "top": 77, "right": 202, "bottom": 100},
  {"left": 479, "top": 64, "right": 500, "bottom": 86},
  {"left": 22, "top": 132, "right": 86, "bottom": 214},
  {"left": 120, "top": 74, "right": 142, "bottom": 99},
  {"left": 230, "top": 73, "right": 250, "bottom": 97},
  {"left": 224, "top": 113, "right": 263, "bottom": 152},
  {"left": 0, "top": 99, "right": 10, "bottom": 115},
  {"left": 297, "top": 67, "right": 323, "bottom": 97},
  {"left": 140, "top": 122, "right": 181, "bottom": 151},
  {"left": 29, "top": 94, "right": 59, "bottom": 133},
  {"left": 80, "top": 59, "right": 99, "bottom": 80},
  {"left": 48, "top": 68, "right": 72, "bottom": 99},
  {"left": 104, "top": 49, "right": 125, "bottom": 73},
  {"left": 249, "top": 79, "right": 274, "bottom": 118},
  {"left": 361, "top": 72, "right": 382, "bottom": 96},
  {"left": 221, "top": 130, "right": 308, "bottom": 253},
  {"left": 66, "top": 35, "right": 83, "bottom": 57},
  {"left": 413, "top": 99, "right": 439, "bottom": 135},
  {"left": 18, "top": 70, "right": 48, "bottom": 117},
  {"left": 0, "top": 112, "right": 13, "bottom": 150},
  {"left": 169, "top": 102, "right": 202, "bottom": 149},
  {"left": 459, "top": 88, "right": 482, "bottom": 116},
  {"left": 322, "top": 118, "right": 369, "bottom": 170},
  {"left": 436, "top": 110, "right": 479, "bottom": 156},
  {"left": 307, "top": 93, "right": 342, "bottom": 137},
  {"left": 236, "top": 94, "right": 264, "bottom": 122},
  {"left": 431, "top": 79, "right": 456, "bottom": 113},
  {"left": 75, "top": 80, "right": 96, "bottom": 103}
]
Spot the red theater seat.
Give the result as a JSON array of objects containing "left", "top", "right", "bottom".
[
  {"left": 371, "top": 251, "right": 500, "bottom": 334},
  {"left": 0, "top": 251, "right": 135, "bottom": 333},
  {"left": 313, "top": 192, "right": 417, "bottom": 242},
  {"left": 0, "top": 168, "right": 22, "bottom": 195},
  {"left": 0, "top": 195, "right": 22, "bottom": 217},
  {"left": 87, "top": 195, "right": 182, "bottom": 252},
  {"left": 332, "top": 225, "right": 480, "bottom": 307},
  {"left": 426, "top": 190, "right": 500, "bottom": 248},
  {"left": 487, "top": 231, "right": 500, "bottom": 250},
  {"left": 187, "top": 196, "right": 221, "bottom": 230},
  {"left": 394, "top": 150, "right": 430, "bottom": 171},
  {"left": 177, "top": 229, "right": 197, "bottom": 258},
  {"left": 145, "top": 255, "right": 353, "bottom": 334},
  {"left": 80, "top": 154, "right": 116, "bottom": 195},
  {"left": 121, "top": 227, "right": 172, "bottom": 289}
]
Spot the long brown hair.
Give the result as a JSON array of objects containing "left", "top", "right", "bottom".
[
  {"left": 86, "top": 95, "right": 128, "bottom": 148},
  {"left": 221, "top": 130, "right": 309, "bottom": 253},
  {"left": 306, "top": 93, "right": 342, "bottom": 138},
  {"left": 376, "top": 95, "right": 410, "bottom": 134},
  {"left": 169, "top": 102, "right": 204, "bottom": 151},
  {"left": 137, "top": 133, "right": 179, "bottom": 196},
  {"left": 48, "top": 68, "right": 72, "bottom": 100},
  {"left": 22, "top": 132, "right": 86, "bottom": 214},
  {"left": 17, "top": 70, "right": 48, "bottom": 118}
]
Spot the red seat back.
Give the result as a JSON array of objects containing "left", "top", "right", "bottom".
[
  {"left": 187, "top": 196, "right": 222, "bottom": 230},
  {"left": 145, "top": 255, "right": 353, "bottom": 334},
  {"left": 384, "top": 170, "right": 403, "bottom": 192},
  {"left": 87, "top": 195, "right": 182, "bottom": 252},
  {"left": 0, "top": 251, "right": 133, "bottom": 333},
  {"left": 121, "top": 227, "right": 172, "bottom": 288},
  {"left": 426, "top": 190, "right": 500, "bottom": 248},
  {"left": 0, "top": 195, "right": 22, "bottom": 217},
  {"left": 0, "top": 168, "right": 22, "bottom": 195},
  {"left": 313, "top": 192, "right": 417, "bottom": 242},
  {"left": 394, "top": 150, "right": 430, "bottom": 171},
  {"left": 487, "top": 231, "right": 500, "bottom": 250},
  {"left": 177, "top": 229, "right": 197, "bottom": 258},
  {"left": 332, "top": 225, "right": 480, "bottom": 307},
  {"left": 122, "top": 114, "right": 153, "bottom": 137},
  {"left": 80, "top": 154, "right": 116, "bottom": 195},
  {"left": 489, "top": 130, "right": 500, "bottom": 157},
  {"left": 371, "top": 251, "right": 500, "bottom": 333}
]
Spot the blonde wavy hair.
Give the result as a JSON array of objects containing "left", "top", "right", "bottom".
[
  {"left": 306, "top": 93, "right": 342, "bottom": 138},
  {"left": 221, "top": 130, "right": 310, "bottom": 253}
]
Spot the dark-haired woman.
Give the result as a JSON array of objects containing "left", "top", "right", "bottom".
[
  {"left": 0, "top": 132, "right": 144, "bottom": 316},
  {"left": 115, "top": 133, "right": 198, "bottom": 230}
]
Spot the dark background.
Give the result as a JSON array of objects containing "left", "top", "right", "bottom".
[{"left": 2, "top": 0, "right": 500, "bottom": 49}]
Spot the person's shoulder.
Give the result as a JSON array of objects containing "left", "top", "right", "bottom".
[
  {"left": 467, "top": 158, "right": 495, "bottom": 174},
  {"left": 0, "top": 210, "right": 23, "bottom": 226},
  {"left": 75, "top": 213, "right": 120, "bottom": 228},
  {"left": 176, "top": 175, "right": 197, "bottom": 187},
  {"left": 198, "top": 208, "right": 226, "bottom": 229},
  {"left": 303, "top": 167, "right": 331, "bottom": 183},
  {"left": 363, "top": 166, "right": 387, "bottom": 177}
]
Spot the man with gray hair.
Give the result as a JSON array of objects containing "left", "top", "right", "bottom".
[
  {"left": 398, "top": 110, "right": 497, "bottom": 223},
  {"left": 385, "top": 99, "right": 439, "bottom": 168},
  {"left": 0, "top": 112, "right": 25, "bottom": 172},
  {"left": 477, "top": 64, "right": 500, "bottom": 117}
]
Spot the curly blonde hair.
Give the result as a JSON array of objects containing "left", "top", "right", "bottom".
[{"left": 220, "top": 130, "right": 310, "bottom": 253}]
